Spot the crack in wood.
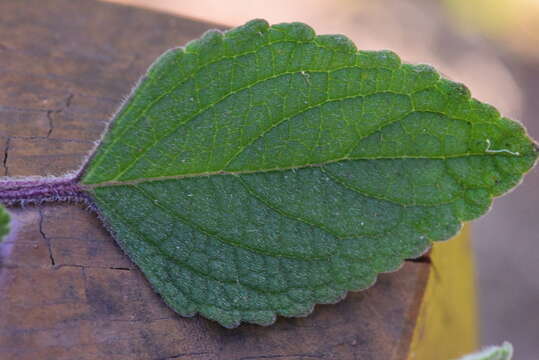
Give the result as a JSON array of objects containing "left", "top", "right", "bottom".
[
  {"left": 154, "top": 351, "right": 211, "bottom": 360},
  {"left": 46, "top": 93, "right": 75, "bottom": 138},
  {"left": 38, "top": 208, "right": 55, "bottom": 266},
  {"left": 0, "top": 135, "right": 94, "bottom": 144},
  {"left": 236, "top": 354, "right": 324, "bottom": 360},
  {"left": 2, "top": 137, "right": 9, "bottom": 176}
]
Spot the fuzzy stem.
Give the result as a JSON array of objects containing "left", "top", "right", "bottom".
[{"left": 0, "top": 176, "right": 88, "bottom": 206}]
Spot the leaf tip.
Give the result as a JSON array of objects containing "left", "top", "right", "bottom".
[{"left": 457, "top": 341, "right": 513, "bottom": 360}]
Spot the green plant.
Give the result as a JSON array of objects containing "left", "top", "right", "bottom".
[
  {"left": 0, "top": 206, "right": 8, "bottom": 241},
  {"left": 0, "top": 19, "right": 537, "bottom": 328},
  {"left": 457, "top": 342, "right": 513, "bottom": 360}
]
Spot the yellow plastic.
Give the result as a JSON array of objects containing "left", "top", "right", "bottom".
[{"left": 407, "top": 224, "right": 478, "bottom": 360}]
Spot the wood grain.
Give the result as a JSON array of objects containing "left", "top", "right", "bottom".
[{"left": 0, "top": 1, "right": 431, "bottom": 359}]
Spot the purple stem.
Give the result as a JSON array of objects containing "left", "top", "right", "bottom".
[{"left": 0, "top": 176, "right": 88, "bottom": 206}]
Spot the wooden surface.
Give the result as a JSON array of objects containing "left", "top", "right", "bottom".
[{"left": 0, "top": 1, "right": 435, "bottom": 359}]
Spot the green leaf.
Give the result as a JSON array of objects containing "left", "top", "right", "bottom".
[
  {"left": 0, "top": 205, "right": 9, "bottom": 242},
  {"left": 80, "top": 19, "right": 538, "bottom": 327},
  {"left": 457, "top": 342, "right": 513, "bottom": 360}
]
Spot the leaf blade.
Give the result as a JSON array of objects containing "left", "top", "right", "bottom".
[{"left": 81, "top": 19, "right": 538, "bottom": 327}]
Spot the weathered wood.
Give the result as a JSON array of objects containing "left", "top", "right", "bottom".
[{"left": 0, "top": 1, "right": 433, "bottom": 359}]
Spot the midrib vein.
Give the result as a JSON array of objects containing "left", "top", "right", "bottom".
[{"left": 80, "top": 152, "right": 502, "bottom": 190}]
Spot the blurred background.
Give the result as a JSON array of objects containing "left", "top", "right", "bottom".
[{"left": 105, "top": 0, "right": 539, "bottom": 357}]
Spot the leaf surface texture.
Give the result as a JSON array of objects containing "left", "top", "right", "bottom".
[{"left": 81, "top": 20, "right": 538, "bottom": 327}]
